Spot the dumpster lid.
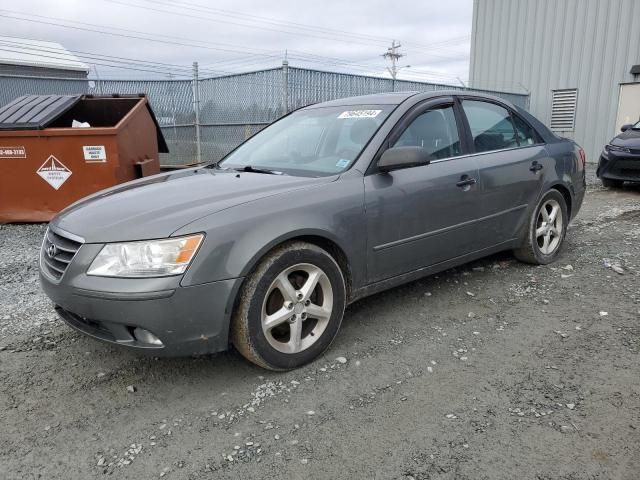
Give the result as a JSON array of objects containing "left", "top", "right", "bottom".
[
  {"left": 0, "top": 94, "right": 82, "bottom": 130},
  {"left": 0, "top": 94, "right": 168, "bottom": 153}
]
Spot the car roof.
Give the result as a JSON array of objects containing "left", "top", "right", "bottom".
[
  {"left": 301, "top": 90, "right": 558, "bottom": 144},
  {"left": 303, "top": 89, "right": 516, "bottom": 109}
]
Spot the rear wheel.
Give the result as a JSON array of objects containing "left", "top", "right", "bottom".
[
  {"left": 231, "top": 242, "right": 346, "bottom": 370},
  {"left": 514, "top": 190, "right": 568, "bottom": 265},
  {"left": 602, "top": 178, "right": 624, "bottom": 189}
]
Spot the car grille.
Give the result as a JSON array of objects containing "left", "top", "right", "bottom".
[
  {"left": 620, "top": 168, "right": 640, "bottom": 178},
  {"left": 41, "top": 228, "right": 83, "bottom": 280}
]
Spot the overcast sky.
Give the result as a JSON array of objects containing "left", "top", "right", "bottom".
[{"left": 0, "top": 0, "right": 473, "bottom": 84}]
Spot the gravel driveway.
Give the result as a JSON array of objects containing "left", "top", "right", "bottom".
[{"left": 1, "top": 168, "right": 639, "bottom": 480}]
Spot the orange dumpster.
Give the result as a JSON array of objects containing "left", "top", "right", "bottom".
[{"left": 0, "top": 94, "right": 168, "bottom": 223}]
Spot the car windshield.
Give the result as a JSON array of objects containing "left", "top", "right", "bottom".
[{"left": 216, "top": 105, "right": 394, "bottom": 176}]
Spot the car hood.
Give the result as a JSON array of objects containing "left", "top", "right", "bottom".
[
  {"left": 53, "top": 167, "right": 335, "bottom": 243},
  {"left": 611, "top": 128, "right": 640, "bottom": 149}
]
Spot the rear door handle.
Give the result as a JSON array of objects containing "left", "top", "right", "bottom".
[
  {"left": 530, "top": 161, "right": 543, "bottom": 172},
  {"left": 456, "top": 177, "right": 477, "bottom": 188}
]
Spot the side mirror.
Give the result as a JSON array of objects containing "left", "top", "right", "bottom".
[
  {"left": 621, "top": 124, "right": 633, "bottom": 132},
  {"left": 378, "top": 146, "right": 432, "bottom": 172}
]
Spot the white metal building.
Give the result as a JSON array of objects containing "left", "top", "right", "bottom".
[
  {"left": 469, "top": 0, "right": 640, "bottom": 162},
  {"left": 0, "top": 37, "right": 89, "bottom": 79}
]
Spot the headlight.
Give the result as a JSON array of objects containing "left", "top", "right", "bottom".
[
  {"left": 87, "top": 234, "right": 204, "bottom": 278},
  {"left": 605, "top": 144, "right": 630, "bottom": 153}
]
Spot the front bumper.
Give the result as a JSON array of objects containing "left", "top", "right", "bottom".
[
  {"left": 39, "top": 228, "right": 243, "bottom": 356},
  {"left": 597, "top": 150, "right": 640, "bottom": 182}
]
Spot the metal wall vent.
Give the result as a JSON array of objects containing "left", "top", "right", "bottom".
[{"left": 550, "top": 89, "right": 578, "bottom": 132}]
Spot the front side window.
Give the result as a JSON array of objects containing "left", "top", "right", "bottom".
[
  {"left": 218, "top": 105, "right": 393, "bottom": 177},
  {"left": 393, "top": 105, "right": 461, "bottom": 160},
  {"left": 462, "top": 100, "right": 518, "bottom": 153}
]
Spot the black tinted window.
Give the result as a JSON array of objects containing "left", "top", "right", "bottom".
[
  {"left": 462, "top": 100, "right": 518, "bottom": 153},
  {"left": 512, "top": 113, "right": 541, "bottom": 146},
  {"left": 394, "top": 105, "right": 461, "bottom": 160}
]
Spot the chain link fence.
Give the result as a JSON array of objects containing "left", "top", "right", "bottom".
[{"left": 0, "top": 67, "right": 529, "bottom": 166}]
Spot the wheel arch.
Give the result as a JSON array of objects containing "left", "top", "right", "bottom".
[
  {"left": 237, "top": 229, "right": 354, "bottom": 302},
  {"left": 226, "top": 230, "right": 354, "bottom": 350},
  {"left": 548, "top": 182, "right": 573, "bottom": 220}
]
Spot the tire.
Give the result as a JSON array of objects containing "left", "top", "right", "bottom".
[
  {"left": 231, "top": 241, "right": 346, "bottom": 370},
  {"left": 513, "top": 189, "right": 568, "bottom": 265},
  {"left": 602, "top": 178, "right": 623, "bottom": 189}
]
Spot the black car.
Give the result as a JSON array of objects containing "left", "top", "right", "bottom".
[{"left": 597, "top": 120, "right": 640, "bottom": 187}]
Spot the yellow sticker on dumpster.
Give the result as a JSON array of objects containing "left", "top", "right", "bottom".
[{"left": 0, "top": 146, "right": 26, "bottom": 158}]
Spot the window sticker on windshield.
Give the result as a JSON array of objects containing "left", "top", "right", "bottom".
[
  {"left": 338, "top": 109, "right": 382, "bottom": 119},
  {"left": 336, "top": 158, "right": 350, "bottom": 168}
]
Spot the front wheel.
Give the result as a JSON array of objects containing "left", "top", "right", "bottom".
[
  {"left": 514, "top": 190, "right": 568, "bottom": 265},
  {"left": 231, "top": 242, "right": 346, "bottom": 370}
]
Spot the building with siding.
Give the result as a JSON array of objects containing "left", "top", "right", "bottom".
[
  {"left": 469, "top": 0, "right": 640, "bottom": 163},
  {"left": 0, "top": 37, "right": 89, "bottom": 79}
]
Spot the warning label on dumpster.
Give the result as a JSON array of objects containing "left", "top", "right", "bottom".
[
  {"left": 36, "top": 156, "right": 72, "bottom": 190},
  {"left": 0, "top": 146, "right": 26, "bottom": 158},
  {"left": 82, "top": 145, "right": 107, "bottom": 162}
]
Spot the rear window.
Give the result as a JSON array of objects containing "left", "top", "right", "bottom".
[{"left": 511, "top": 113, "right": 542, "bottom": 146}]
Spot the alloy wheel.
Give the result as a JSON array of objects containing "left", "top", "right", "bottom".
[
  {"left": 261, "top": 263, "right": 334, "bottom": 354},
  {"left": 535, "top": 198, "right": 564, "bottom": 255}
]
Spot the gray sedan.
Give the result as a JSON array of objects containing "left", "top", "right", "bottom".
[{"left": 39, "top": 91, "right": 586, "bottom": 370}]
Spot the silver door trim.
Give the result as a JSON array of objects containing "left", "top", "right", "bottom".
[{"left": 373, "top": 204, "right": 528, "bottom": 251}]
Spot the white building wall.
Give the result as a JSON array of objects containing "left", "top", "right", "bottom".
[{"left": 469, "top": 0, "right": 640, "bottom": 162}]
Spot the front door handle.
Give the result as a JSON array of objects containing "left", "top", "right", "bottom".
[
  {"left": 456, "top": 176, "right": 477, "bottom": 188},
  {"left": 530, "top": 161, "right": 543, "bottom": 172}
]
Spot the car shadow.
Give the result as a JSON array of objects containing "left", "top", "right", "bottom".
[{"left": 61, "top": 249, "right": 519, "bottom": 388}]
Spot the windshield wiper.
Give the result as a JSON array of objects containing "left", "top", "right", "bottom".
[{"left": 235, "top": 165, "right": 284, "bottom": 175}]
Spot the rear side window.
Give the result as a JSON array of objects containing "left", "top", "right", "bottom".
[
  {"left": 462, "top": 100, "right": 518, "bottom": 153},
  {"left": 393, "top": 105, "right": 461, "bottom": 160},
  {"left": 511, "top": 113, "right": 542, "bottom": 146}
]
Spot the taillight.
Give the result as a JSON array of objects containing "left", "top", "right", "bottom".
[{"left": 577, "top": 148, "right": 586, "bottom": 169}]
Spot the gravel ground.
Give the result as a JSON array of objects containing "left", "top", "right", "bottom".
[{"left": 1, "top": 167, "right": 639, "bottom": 480}]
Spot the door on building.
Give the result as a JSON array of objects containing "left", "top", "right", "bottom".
[{"left": 616, "top": 83, "right": 640, "bottom": 131}]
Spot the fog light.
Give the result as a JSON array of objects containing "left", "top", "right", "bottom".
[{"left": 133, "top": 328, "right": 163, "bottom": 346}]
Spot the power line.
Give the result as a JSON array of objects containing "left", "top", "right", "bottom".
[
  {"left": 0, "top": 39, "right": 196, "bottom": 76},
  {"left": 109, "top": 0, "right": 395, "bottom": 46},
  {"left": 0, "top": 10, "right": 468, "bottom": 84},
  {"left": 116, "top": 0, "right": 471, "bottom": 54},
  {"left": 105, "top": 0, "right": 470, "bottom": 58},
  {"left": 0, "top": 9, "right": 282, "bottom": 58}
]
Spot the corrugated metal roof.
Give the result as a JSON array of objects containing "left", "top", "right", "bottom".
[
  {"left": 0, "top": 37, "right": 89, "bottom": 73},
  {"left": 0, "top": 95, "right": 81, "bottom": 130}
]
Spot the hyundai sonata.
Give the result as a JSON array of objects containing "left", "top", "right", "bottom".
[{"left": 40, "top": 91, "right": 586, "bottom": 370}]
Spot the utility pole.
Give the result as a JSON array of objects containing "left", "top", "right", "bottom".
[
  {"left": 92, "top": 64, "right": 103, "bottom": 95},
  {"left": 383, "top": 40, "right": 404, "bottom": 91},
  {"left": 192, "top": 61, "right": 202, "bottom": 164},
  {"left": 282, "top": 51, "right": 289, "bottom": 115}
]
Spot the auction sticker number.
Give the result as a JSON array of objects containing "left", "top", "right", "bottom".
[
  {"left": 337, "top": 110, "right": 382, "bottom": 119},
  {"left": 0, "top": 146, "right": 26, "bottom": 158}
]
